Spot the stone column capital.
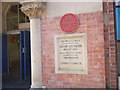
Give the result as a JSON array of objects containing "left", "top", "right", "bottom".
[{"left": 20, "top": 1, "right": 46, "bottom": 19}]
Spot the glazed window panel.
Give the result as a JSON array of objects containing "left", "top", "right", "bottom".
[
  {"left": 116, "top": 0, "right": 120, "bottom": 6},
  {"left": 7, "top": 5, "right": 18, "bottom": 17},
  {"left": 19, "top": 9, "right": 25, "bottom": 23},
  {"left": 25, "top": 16, "right": 30, "bottom": 23},
  {"left": 6, "top": 4, "right": 30, "bottom": 31},
  {"left": 7, "top": 17, "right": 18, "bottom": 30}
]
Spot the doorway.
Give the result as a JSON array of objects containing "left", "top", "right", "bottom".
[
  {"left": 115, "top": 2, "right": 120, "bottom": 89},
  {"left": 2, "top": 3, "right": 31, "bottom": 88},
  {"left": 117, "top": 42, "right": 120, "bottom": 75},
  {"left": 2, "top": 31, "right": 31, "bottom": 88},
  {"left": 8, "top": 34, "right": 20, "bottom": 79},
  {"left": 117, "top": 41, "right": 120, "bottom": 90}
]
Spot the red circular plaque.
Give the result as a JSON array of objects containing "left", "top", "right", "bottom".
[{"left": 60, "top": 13, "right": 79, "bottom": 33}]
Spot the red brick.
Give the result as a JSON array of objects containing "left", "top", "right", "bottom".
[
  {"left": 103, "top": 2, "right": 117, "bottom": 89},
  {"left": 40, "top": 2, "right": 118, "bottom": 88}
]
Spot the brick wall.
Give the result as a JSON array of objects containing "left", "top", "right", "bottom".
[
  {"left": 41, "top": 11, "right": 106, "bottom": 88},
  {"left": 103, "top": 2, "right": 118, "bottom": 88}
]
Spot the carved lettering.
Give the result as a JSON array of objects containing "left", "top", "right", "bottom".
[{"left": 55, "top": 34, "right": 88, "bottom": 74}]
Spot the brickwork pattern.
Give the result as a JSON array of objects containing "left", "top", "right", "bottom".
[
  {"left": 103, "top": 2, "right": 118, "bottom": 88},
  {"left": 41, "top": 11, "right": 106, "bottom": 88}
]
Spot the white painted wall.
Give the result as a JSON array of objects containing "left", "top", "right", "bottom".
[
  {"left": 1, "top": 1, "right": 103, "bottom": 33},
  {"left": 0, "top": 0, "right": 108, "bottom": 2},
  {"left": 2, "top": 1, "right": 103, "bottom": 24},
  {"left": 46, "top": 2, "right": 103, "bottom": 17}
]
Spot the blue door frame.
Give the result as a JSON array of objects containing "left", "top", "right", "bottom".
[
  {"left": 2, "top": 34, "right": 8, "bottom": 74},
  {"left": 116, "top": 7, "right": 120, "bottom": 40},
  {"left": 20, "top": 31, "right": 31, "bottom": 80}
]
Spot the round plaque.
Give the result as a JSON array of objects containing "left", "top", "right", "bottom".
[{"left": 60, "top": 13, "right": 79, "bottom": 33}]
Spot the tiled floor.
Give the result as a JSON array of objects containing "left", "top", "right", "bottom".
[
  {"left": 2, "top": 61, "right": 31, "bottom": 89},
  {"left": 2, "top": 74, "right": 31, "bottom": 88}
]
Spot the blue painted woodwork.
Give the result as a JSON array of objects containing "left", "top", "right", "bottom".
[
  {"left": 116, "top": 7, "right": 120, "bottom": 40},
  {"left": 24, "top": 31, "right": 31, "bottom": 80},
  {"left": 20, "top": 31, "right": 24, "bottom": 80},
  {"left": 2, "top": 34, "right": 8, "bottom": 74},
  {"left": 20, "top": 31, "right": 31, "bottom": 80}
]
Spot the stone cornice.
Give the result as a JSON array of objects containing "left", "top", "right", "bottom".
[{"left": 20, "top": 2, "right": 46, "bottom": 19}]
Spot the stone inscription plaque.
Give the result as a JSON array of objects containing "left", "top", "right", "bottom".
[{"left": 54, "top": 33, "right": 88, "bottom": 74}]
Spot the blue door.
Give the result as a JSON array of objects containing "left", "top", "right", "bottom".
[
  {"left": 20, "top": 31, "right": 31, "bottom": 80},
  {"left": 116, "top": 7, "right": 120, "bottom": 40},
  {"left": 2, "top": 34, "right": 8, "bottom": 74}
]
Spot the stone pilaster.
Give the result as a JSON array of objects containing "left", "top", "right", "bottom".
[{"left": 20, "top": 1, "right": 46, "bottom": 88}]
